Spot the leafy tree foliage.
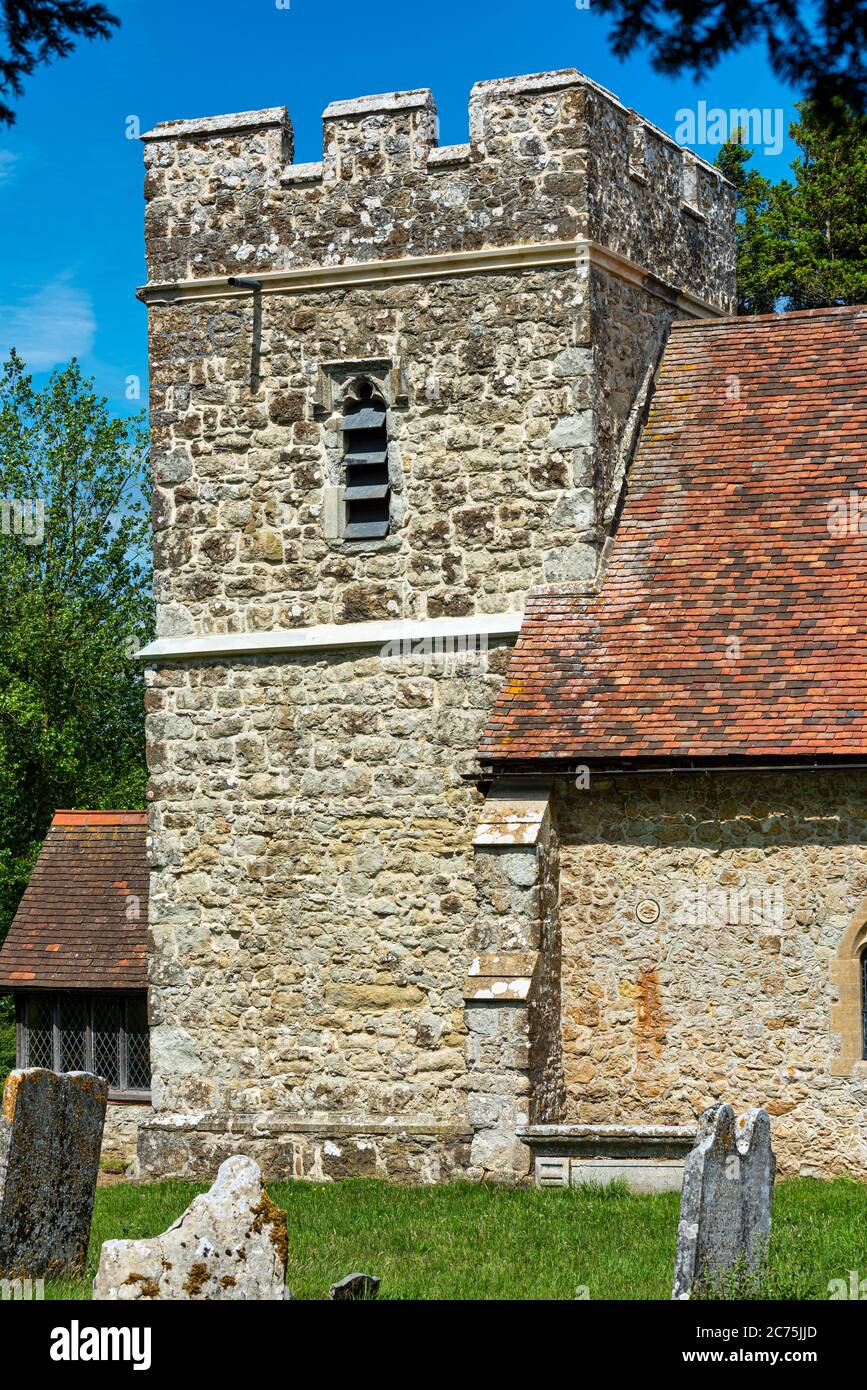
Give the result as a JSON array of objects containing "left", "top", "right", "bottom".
[
  {"left": 0, "top": 0, "right": 118, "bottom": 124},
  {"left": 0, "top": 353, "right": 152, "bottom": 941},
  {"left": 716, "top": 102, "right": 867, "bottom": 313},
  {"left": 593, "top": 0, "right": 867, "bottom": 114}
]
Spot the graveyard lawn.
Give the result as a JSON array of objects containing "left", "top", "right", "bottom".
[{"left": 44, "top": 1176, "right": 867, "bottom": 1301}]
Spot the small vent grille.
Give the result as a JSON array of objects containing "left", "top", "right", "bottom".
[
  {"left": 342, "top": 381, "right": 390, "bottom": 539},
  {"left": 536, "top": 1157, "right": 570, "bottom": 1188}
]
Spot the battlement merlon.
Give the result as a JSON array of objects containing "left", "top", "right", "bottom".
[{"left": 140, "top": 68, "right": 735, "bottom": 312}]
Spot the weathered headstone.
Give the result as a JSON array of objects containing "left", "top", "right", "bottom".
[
  {"left": 93, "top": 1154, "right": 289, "bottom": 1300},
  {"left": 0, "top": 1068, "right": 108, "bottom": 1279},
  {"left": 329, "top": 1271, "right": 381, "bottom": 1300},
  {"left": 672, "top": 1103, "right": 775, "bottom": 1300}
]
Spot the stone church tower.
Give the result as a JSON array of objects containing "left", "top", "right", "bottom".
[{"left": 136, "top": 70, "right": 735, "bottom": 1181}]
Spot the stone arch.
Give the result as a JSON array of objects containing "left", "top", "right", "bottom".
[{"left": 830, "top": 904, "right": 867, "bottom": 1075}]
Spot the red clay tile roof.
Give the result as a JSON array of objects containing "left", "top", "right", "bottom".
[
  {"left": 0, "top": 811, "right": 148, "bottom": 991},
  {"left": 480, "top": 305, "right": 867, "bottom": 765}
]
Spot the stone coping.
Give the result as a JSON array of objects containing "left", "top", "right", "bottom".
[
  {"left": 282, "top": 161, "right": 324, "bottom": 184},
  {"left": 142, "top": 107, "right": 289, "bottom": 141},
  {"left": 323, "top": 88, "right": 435, "bottom": 119},
  {"left": 518, "top": 1123, "right": 697, "bottom": 1159},
  {"left": 426, "top": 144, "right": 472, "bottom": 168}
]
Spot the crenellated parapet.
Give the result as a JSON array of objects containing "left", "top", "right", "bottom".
[{"left": 141, "top": 68, "right": 734, "bottom": 312}]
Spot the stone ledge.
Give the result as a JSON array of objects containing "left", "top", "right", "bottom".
[
  {"left": 518, "top": 1122, "right": 696, "bottom": 1158},
  {"left": 136, "top": 610, "right": 524, "bottom": 663}
]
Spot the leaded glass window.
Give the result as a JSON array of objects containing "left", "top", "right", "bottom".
[
  {"left": 59, "top": 995, "right": 87, "bottom": 1072},
  {"left": 125, "top": 996, "right": 151, "bottom": 1092},
  {"left": 25, "top": 995, "right": 54, "bottom": 1069},
  {"left": 93, "top": 996, "right": 121, "bottom": 1089},
  {"left": 17, "top": 993, "right": 150, "bottom": 1095}
]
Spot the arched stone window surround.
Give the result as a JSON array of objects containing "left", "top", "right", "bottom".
[
  {"left": 830, "top": 907, "right": 867, "bottom": 1075},
  {"left": 315, "top": 357, "right": 406, "bottom": 547}
]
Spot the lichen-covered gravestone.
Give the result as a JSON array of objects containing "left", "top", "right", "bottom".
[
  {"left": 93, "top": 1154, "right": 289, "bottom": 1300},
  {"left": 0, "top": 1068, "right": 108, "bottom": 1279},
  {"left": 672, "top": 1103, "right": 776, "bottom": 1300}
]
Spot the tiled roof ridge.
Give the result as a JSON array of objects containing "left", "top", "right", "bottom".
[
  {"left": 52, "top": 809, "right": 147, "bottom": 826},
  {"left": 671, "top": 303, "right": 867, "bottom": 330}
]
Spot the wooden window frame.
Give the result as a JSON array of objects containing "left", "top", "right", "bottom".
[{"left": 16, "top": 991, "right": 151, "bottom": 1101}]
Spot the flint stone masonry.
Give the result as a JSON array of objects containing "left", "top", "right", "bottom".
[
  {"left": 0, "top": 1069, "right": 107, "bottom": 1278},
  {"left": 139, "top": 69, "right": 734, "bottom": 1183},
  {"left": 140, "top": 70, "right": 734, "bottom": 299},
  {"left": 672, "top": 1104, "right": 775, "bottom": 1300},
  {"left": 93, "top": 1154, "right": 288, "bottom": 1300}
]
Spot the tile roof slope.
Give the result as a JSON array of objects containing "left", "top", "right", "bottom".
[
  {"left": 0, "top": 811, "right": 148, "bottom": 990},
  {"left": 479, "top": 305, "right": 867, "bottom": 763}
]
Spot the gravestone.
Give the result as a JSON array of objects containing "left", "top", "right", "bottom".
[
  {"left": 329, "top": 1271, "right": 381, "bottom": 1300},
  {"left": 0, "top": 1068, "right": 108, "bottom": 1279},
  {"left": 93, "top": 1154, "right": 289, "bottom": 1300},
  {"left": 672, "top": 1103, "right": 776, "bottom": 1300}
]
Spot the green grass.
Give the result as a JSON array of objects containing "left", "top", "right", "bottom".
[{"left": 45, "top": 1175, "right": 867, "bottom": 1301}]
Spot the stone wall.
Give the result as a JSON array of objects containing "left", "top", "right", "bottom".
[
  {"left": 101, "top": 1102, "right": 153, "bottom": 1173},
  {"left": 148, "top": 265, "right": 600, "bottom": 640},
  {"left": 141, "top": 642, "right": 511, "bottom": 1179},
  {"left": 556, "top": 771, "right": 867, "bottom": 1179}
]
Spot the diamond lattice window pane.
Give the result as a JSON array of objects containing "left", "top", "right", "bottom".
[
  {"left": 125, "top": 996, "right": 151, "bottom": 1091},
  {"left": 59, "top": 995, "right": 87, "bottom": 1072},
  {"left": 92, "top": 997, "right": 120, "bottom": 1088},
  {"left": 26, "top": 995, "right": 54, "bottom": 1069}
]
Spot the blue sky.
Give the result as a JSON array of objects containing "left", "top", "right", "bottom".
[{"left": 0, "top": 0, "right": 804, "bottom": 417}]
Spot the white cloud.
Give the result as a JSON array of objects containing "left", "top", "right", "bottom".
[
  {"left": 0, "top": 151, "right": 17, "bottom": 184},
  {"left": 0, "top": 275, "right": 96, "bottom": 370}
]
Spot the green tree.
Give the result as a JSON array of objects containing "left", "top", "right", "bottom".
[
  {"left": 0, "top": 0, "right": 118, "bottom": 125},
  {"left": 0, "top": 352, "right": 152, "bottom": 944},
  {"left": 594, "top": 0, "right": 867, "bottom": 114},
  {"left": 717, "top": 102, "right": 867, "bottom": 313}
]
